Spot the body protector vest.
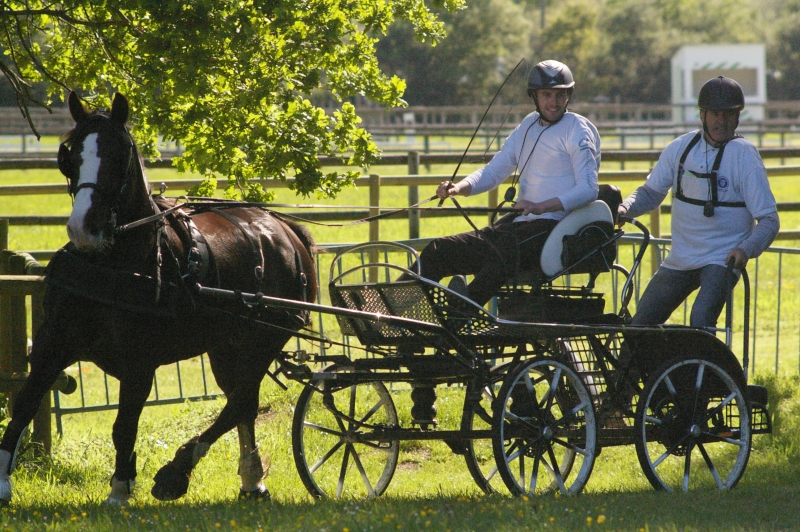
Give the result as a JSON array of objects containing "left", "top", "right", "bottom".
[{"left": 674, "top": 132, "right": 746, "bottom": 217}]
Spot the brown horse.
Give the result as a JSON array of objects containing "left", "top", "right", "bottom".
[{"left": 0, "top": 92, "right": 317, "bottom": 504}]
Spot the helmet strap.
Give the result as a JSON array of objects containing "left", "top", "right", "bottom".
[{"left": 531, "top": 89, "right": 571, "bottom": 125}]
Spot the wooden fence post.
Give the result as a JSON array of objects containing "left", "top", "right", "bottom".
[
  {"left": 408, "top": 151, "right": 420, "bottom": 240},
  {"left": 369, "top": 174, "right": 381, "bottom": 282}
]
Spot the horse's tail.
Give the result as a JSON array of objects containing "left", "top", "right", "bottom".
[{"left": 283, "top": 219, "right": 316, "bottom": 258}]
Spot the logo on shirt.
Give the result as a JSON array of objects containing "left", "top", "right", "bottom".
[{"left": 718, "top": 176, "right": 729, "bottom": 189}]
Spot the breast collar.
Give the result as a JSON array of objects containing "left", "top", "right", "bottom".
[{"left": 674, "top": 131, "right": 745, "bottom": 217}]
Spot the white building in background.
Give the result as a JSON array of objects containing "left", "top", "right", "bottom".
[{"left": 671, "top": 43, "right": 766, "bottom": 122}]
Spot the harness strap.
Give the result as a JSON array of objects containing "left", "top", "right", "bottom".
[
  {"left": 211, "top": 208, "right": 266, "bottom": 294},
  {"left": 674, "top": 132, "right": 747, "bottom": 213}
]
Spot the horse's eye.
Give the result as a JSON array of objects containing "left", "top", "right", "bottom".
[{"left": 57, "top": 144, "right": 72, "bottom": 179}]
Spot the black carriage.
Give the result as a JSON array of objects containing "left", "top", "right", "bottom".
[{"left": 202, "top": 198, "right": 771, "bottom": 499}]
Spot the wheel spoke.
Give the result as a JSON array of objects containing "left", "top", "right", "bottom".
[
  {"left": 529, "top": 443, "right": 542, "bottom": 493},
  {"left": 692, "top": 364, "right": 706, "bottom": 416},
  {"left": 546, "top": 443, "right": 568, "bottom": 494},
  {"left": 503, "top": 409, "right": 544, "bottom": 434},
  {"left": 696, "top": 392, "right": 738, "bottom": 427},
  {"left": 348, "top": 384, "right": 358, "bottom": 422},
  {"left": 309, "top": 440, "right": 345, "bottom": 474},
  {"left": 336, "top": 445, "right": 351, "bottom": 499},
  {"left": 664, "top": 374, "right": 678, "bottom": 398},
  {"left": 551, "top": 436, "right": 589, "bottom": 457},
  {"left": 644, "top": 414, "right": 663, "bottom": 425},
  {"left": 359, "top": 396, "right": 388, "bottom": 425},
  {"left": 303, "top": 421, "right": 345, "bottom": 439},
  {"left": 652, "top": 434, "right": 691, "bottom": 468},
  {"left": 697, "top": 442, "right": 724, "bottom": 489},
  {"left": 349, "top": 444, "right": 377, "bottom": 497},
  {"left": 682, "top": 440, "right": 694, "bottom": 492}
]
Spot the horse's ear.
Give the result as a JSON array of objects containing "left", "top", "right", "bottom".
[
  {"left": 110, "top": 93, "right": 129, "bottom": 125},
  {"left": 68, "top": 91, "right": 89, "bottom": 123}
]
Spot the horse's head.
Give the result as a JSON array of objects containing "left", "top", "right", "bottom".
[{"left": 59, "top": 92, "right": 150, "bottom": 251}]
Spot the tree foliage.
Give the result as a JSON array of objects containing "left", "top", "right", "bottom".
[
  {"left": 378, "top": 0, "right": 800, "bottom": 107},
  {"left": 377, "top": 0, "right": 531, "bottom": 106},
  {"left": 0, "top": 0, "right": 464, "bottom": 200}
]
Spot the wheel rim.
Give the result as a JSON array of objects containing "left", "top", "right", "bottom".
[
  {"left": 293, "top": 378, "right": 399, "bottom": 499},
  {"left": 636, "top": 358, "right": 751, "bottom": 492},
  {"left": 493, "top": 358, "right": 596, "bottom": 496}
]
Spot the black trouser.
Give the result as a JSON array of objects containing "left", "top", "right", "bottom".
[{"left": 402, "top": 219, "right": 558, "bottom": 306}]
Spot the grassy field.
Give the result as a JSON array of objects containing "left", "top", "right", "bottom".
[
  {"left": 1, "top": 374, "right": 800, "bottom": 531},
  {"left": 1, "top": 134, "right": 800, "bottom": 529}
]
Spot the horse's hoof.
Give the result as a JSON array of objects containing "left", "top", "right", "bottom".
[
  {"left": 151, "top": 463, "right": 189, "bottom": 501},
  {"left": 106, "top": 477, "right": 134, "bottom": 505},
  {"left": 239, "top": 484, "right": 270, "bottom": 501}
]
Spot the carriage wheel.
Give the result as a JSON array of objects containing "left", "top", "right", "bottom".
[
  {"left": 461, "top": 362, "right": 513, "bottom": 494},
  {"left": 634, "top": 356, "right": 751, "bottom": 492},
  {"left": 292, "top": 370, "right": 399, "bottom": 499},
  {"left": 492, "top": 357, "right": 596, "bottom": 496}
]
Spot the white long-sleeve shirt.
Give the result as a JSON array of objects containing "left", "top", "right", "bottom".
[
  {"left": 623, "top": 130, "right": 778, "bottom": 269},
  {"left": 463, "top": 111, "right": 601, "bottom": 222}
]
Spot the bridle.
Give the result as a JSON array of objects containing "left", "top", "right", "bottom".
[{"left": 58, "top": 113, "right": 137, "bottom": 216}]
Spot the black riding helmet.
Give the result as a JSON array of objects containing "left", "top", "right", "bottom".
[
  {"left": 527, "top": 60, "right": 574, "bottom": 120},
  {"left": 527, "top": 60, "right": 575, "bottom": 97},
  {"left": 698, "top": 76, "right": 745, "bottom": 111}
]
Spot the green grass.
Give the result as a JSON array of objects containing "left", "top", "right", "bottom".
[
  {"left": 1, "top": 375, "right": 799, "bottom": 530},
  {"left": 2, "top": 139, "right": 800, "bottom": 529}
]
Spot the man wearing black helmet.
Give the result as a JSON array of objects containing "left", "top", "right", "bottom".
[
  {"left": 619, "top": 76, "right": 779, "bottom": 328},
  {"left": 400, "top": 60, "right": 601, "bottom": 306}
]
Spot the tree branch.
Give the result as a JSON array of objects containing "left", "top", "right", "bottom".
[{"left": 0, "top": 8, "right": 127, "bottom": 27}]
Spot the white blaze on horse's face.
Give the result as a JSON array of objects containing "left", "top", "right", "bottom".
[{"left": 66, "top": 133, "right": 104, "bottom": 249}]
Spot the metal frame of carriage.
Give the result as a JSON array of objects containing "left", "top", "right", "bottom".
[{"left": 198, "top": 202, "right": 772, "bottom": 499}]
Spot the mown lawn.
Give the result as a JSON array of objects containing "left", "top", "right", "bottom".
[{"left": 1, "top": 133, "right": 800, "bottom": 530}]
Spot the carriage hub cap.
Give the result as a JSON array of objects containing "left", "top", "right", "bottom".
[
  {"left": 542, "top": 426, "right": 554, "bottom": 440},
  {"left": 690, "top": 424, "right": 701, "bottom": 437}
]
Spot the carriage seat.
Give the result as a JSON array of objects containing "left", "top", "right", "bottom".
[
  {"left": 496, "top": 185, "right": 623, "bottom": 323},
  {"left": 540, "top": 199, "right": 615, "bottom": 278}
]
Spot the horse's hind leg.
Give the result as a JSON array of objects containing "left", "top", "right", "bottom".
[
  {"left": 152, "top": 348, "right": 273, "bottom": 501},
  {"left": 237, "top": 422, "right": 270, "bottom": 500}
]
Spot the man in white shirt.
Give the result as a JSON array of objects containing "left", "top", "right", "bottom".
[
  {"left": 404, "top": 60, "right": 601, "bottom": 306},
  {"left": 619, "top": 76, "right": 779, "bottom": 328}
]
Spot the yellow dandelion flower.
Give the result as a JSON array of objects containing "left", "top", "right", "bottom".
[
  {"left": 597, "top": 515, "right": 606, "bottom": 524},
  {"left": 517, "top": 510, "right": 524, "bottom": 517},
  {"left": 549, "top": 517, "right": 555, "bottom": 522},
  {"left": 230, "top": 519, "right": 237, "bottom": 528},
  {"left": 587, "top": 516, "right": 593, "bottom": 526}
]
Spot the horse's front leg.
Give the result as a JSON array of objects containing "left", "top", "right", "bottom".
[
  {"left": 107, "top": 372, "right": 154, "bottom": 505},
  {"left": 0, "top": 325, "right": 71, "bottom": 504}
]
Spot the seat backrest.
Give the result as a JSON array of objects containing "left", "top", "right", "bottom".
[{"left": 540, "top": 200, "right": 614, "bottom": 277}]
